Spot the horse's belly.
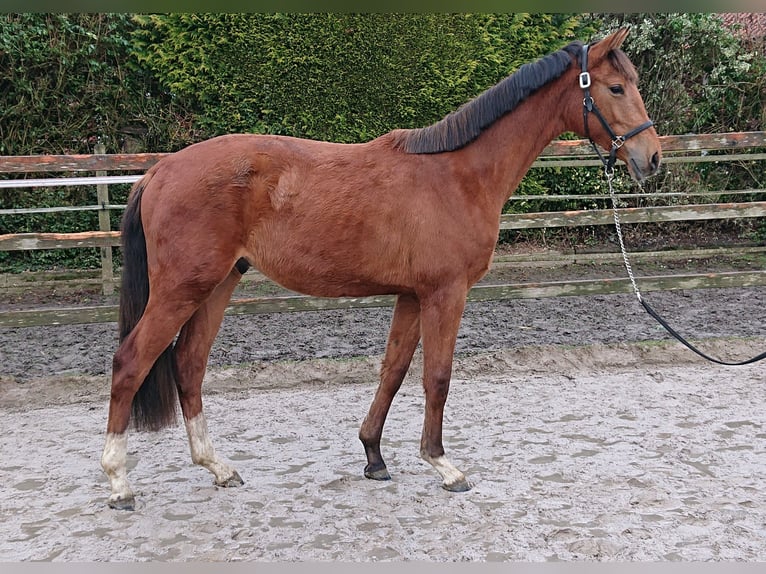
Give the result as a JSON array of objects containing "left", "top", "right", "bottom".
[{"left": 251, "top": 250, "right": 410, "bottom": 299}]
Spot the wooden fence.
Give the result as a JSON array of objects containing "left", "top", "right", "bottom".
[{"left": 1, "top": 132, "right": 765, "bottom": 328}]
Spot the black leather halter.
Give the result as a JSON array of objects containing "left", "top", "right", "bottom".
[{"left": 580, "top": 43, "right": 654, "bottom": 176}]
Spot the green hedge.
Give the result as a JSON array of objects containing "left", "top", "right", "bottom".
[
  {"left": 131, "top": 13, "right": 588, "bottom": 142},
  {"left": 0, "top": 13, "right": 196, "bottom": 156}
]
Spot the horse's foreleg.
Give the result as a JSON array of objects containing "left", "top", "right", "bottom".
[
  {"left": 359, "top": 294, "right": 421, "bottom": 481},
  {"left": 418, "top": 287, "right": 471, "bottom": 492},
  {"left": 174, "top": 268, "right": 244, "bottom": 488}
]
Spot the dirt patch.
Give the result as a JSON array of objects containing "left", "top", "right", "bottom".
[
  {"left": 1, "top": 340, "right": 765, "bottom": 561},
  {"left": 3, "top": 284, "right": 766, "bottom": 382}
]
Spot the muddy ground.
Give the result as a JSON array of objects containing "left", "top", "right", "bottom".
[{"left": 1, "top": 261, "right": 766, "bottom": 561}]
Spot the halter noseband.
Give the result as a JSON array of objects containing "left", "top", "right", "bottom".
[{"left": 580, "top": 43, "right": 654, "bottom": 176}]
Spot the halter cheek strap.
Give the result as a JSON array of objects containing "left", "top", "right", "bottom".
[{"left": 580, "top": 43, "right": 654, "bottom": 176}]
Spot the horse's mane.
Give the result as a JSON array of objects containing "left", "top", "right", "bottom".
[{"left": 391, "top": 40, "right": 592, "bottom": 154}]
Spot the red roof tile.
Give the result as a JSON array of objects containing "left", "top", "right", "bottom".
[{"left": 719, "top": 13, "right": 766, "bottom": 40}]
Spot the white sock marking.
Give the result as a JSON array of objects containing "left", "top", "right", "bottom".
[
  {"left": 423, "top": 454, "right": 467, "bottom": 487},
  {"left": 184, "top": 412, "right": 238, "bottom": 484},
  {"left": 101, "top": 432, "right": 133, "bottom": 503}
]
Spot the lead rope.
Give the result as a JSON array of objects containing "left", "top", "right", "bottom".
[
  {"left": 606, "top": 170, "right": 766, "bottom": 366},
  {"left": 606, "top": 171, "right": 642, "bottom": 302}
]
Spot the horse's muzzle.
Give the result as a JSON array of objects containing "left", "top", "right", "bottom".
[{"left": 629, "top": 149, "right": 661, "bottom": 182}]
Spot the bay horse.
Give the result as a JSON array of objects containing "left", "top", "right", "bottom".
[{"left": 102, "top": 28, "right": 661, "bottom": 510}]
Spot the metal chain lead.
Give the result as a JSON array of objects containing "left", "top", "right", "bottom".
[{"left": 606, "top": 171, "right": 643, "bottom": 303}]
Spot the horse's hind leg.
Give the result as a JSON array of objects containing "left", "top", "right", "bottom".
[
  {"left": 174, "top": 267, "right": 244, "bottom": 487},
  {"left": 359, "top": 294, "right": 421, "bottom": 480},
  {"left": 102, "top": 295, "right": 202, "bottom": 510}
]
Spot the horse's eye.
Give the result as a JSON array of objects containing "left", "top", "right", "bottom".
[{"left": 609, "top": 85, "right": 625, "bottom": 95}]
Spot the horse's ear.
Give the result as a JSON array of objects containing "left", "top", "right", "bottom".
[
  {"left": 608, "top": 27, "right": 630, "bottom": 49},
  {"left": 590, "top": 27, "right": 630, "bottom": 58}
]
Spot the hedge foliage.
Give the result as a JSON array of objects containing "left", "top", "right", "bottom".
[
  {"left": 605, "top": 13, "right": 766, "bottom": 135},
  {"left": 0, "top": 13, "right": 195, "bottom": 156},
  {"left": 131, "top": 13, "right": 589, "bottom": 142}
]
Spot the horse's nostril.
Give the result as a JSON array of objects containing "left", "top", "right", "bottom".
[{"left": 651, "top": 151, "right": 660, "bottom": 173}]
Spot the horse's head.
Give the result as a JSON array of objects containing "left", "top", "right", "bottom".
[{"left": 571, "top": 27, "right": 661, "bottom": 182}]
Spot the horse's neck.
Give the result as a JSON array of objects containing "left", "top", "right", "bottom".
[{"left": 463, "top": 79, "right": 574, "bottom": 213}]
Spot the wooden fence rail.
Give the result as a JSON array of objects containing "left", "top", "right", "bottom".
[
  {"left": 3, "top": 269, "right": 766, "bottom": 329},
  {"left": 1, "top": 131, "right": 764, "bottom": 327}
]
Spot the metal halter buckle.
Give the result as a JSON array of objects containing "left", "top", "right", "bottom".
[{"left": 578, "top": 71, "right": 591, "bottom": 89}]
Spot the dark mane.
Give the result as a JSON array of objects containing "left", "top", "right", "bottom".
[{"left": 392, "top": 41, "right": 584, "bottom": 154}]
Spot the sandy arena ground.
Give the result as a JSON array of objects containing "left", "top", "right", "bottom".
[{"left": 1, "top": 288, "right": 765, "bottom": 561}]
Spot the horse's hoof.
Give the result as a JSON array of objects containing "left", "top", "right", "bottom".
[
  {"left": 364, "top": 464, "right": 391, "bottom": 481},
  {"left": 108, "top": 495, "right": 135, "bottom": 511},
  {"left": 216, "top": 471, "right": 244, "bottom": 488},
  {"left": 442, "top": 478, "right": 472, "bottom": 492}
]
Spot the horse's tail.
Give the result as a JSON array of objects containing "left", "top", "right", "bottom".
[{"left": 118, "top": 175, "right": 179, "bottom": 432}]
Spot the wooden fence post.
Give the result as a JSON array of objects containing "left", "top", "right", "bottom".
[{"left": 94, "top": 142, "right": 114, "bottom": 296}]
